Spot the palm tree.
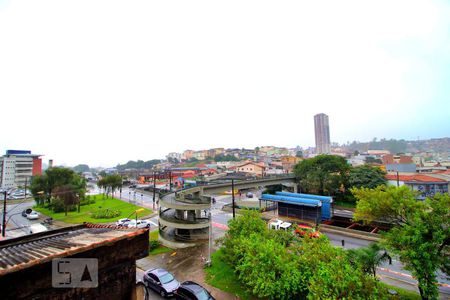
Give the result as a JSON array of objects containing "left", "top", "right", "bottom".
[{"left": 348, "top": 243, "right": 390, "bottom": 277}]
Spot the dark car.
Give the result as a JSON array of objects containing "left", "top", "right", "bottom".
[
  {"left": 143, "top": 268, "right": 180, "bottom": 298},
  {"left": 175, "top": 281, "right": 215, "bottom": 300}
]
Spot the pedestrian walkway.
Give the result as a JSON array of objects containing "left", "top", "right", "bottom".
[{"left": 136, "top": 243, "right": 237, "bottom": 300}]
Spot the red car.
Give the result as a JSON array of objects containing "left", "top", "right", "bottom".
[{"left": 294, "top": 224, "right": 321, "bottom": 238}]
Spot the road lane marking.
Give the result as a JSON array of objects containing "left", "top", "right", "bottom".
[{"left": 378, "top": 267, "right": 450, "bottom": 289}]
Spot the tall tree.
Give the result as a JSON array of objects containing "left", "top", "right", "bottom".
[
  {"left": 97, "top": 174, "right": 122, "bottom": 198},
  {"left": 353, "top": 186, "right": 450, "bottom": 299},
  {"left": 30, "top": 167, "right": 79, "bottom": 203},
  {"left": 53, "top": 184, "right": 79, "bottom": 216},
  {"left": 348, "top": 165, "right": 386, "bottom": 190},
  {"left": 294, "top": 155, "right": 350, "bottom": 196}
]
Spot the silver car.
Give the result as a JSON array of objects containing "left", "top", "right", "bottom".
[{"left": 143, "top": 268, "right": 180, "bottom": 298}]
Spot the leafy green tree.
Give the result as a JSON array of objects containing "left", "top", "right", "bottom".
[
  {"left": 353, "top": 187, "right": 450, "bottom": 299},
  {"left": 116, "top": 159, "right": 161, "bottom": 170},
  {"left": 307, "top": 252, "right": 386, "bottom": 300},
  {"left": 236, "top": 236, "right": 305, "bottom": 299},
  {"left": 221, "top": 210, "right": 267, "bottom": 265},
  {"left": 352, "top": 186, "right": 423, "bottom": 225},
  {"left": 348, "top": 165, "right": 386, "bottom": 190},
  {"left": 30, "top": 167, "right": 78, "bottom": 202},
  {"left": 30, "top": 167, "right": 86, "bottom": 213},
  {"left": 292, "top": 237, "right": 386, "bottom": 299},
  {"left": 294, "top": 155, "right": 350, "bottom": 196},
  {"left": 72, "top": 164, "right": 90, "bottom": 173},
  {"left": 53, "top": 184, "right": 79, "bottom": 216},
  {"left": 296, "top": 150, "right": 303, "bottom": 158},
  {"left": 97, "top": 174, "right": 122, "bottom": 198}
]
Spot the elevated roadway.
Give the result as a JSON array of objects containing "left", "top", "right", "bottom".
[{"left": 158, "top": 175, "right": 296, "bottom": 247}]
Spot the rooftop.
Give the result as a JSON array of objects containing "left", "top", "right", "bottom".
[
  {"left": 0, "top": 223, "right": 148, "bottom": 276},
  {"left": 386, "top": 174, "right": 447, "bottom": 183}
]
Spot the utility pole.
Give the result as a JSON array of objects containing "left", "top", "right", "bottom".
[
  {"left": 396, "top": 171, "right": 400, "bottom": 187},
  {"left": 169, "top": 171, "right": 172, "bottom": 191},
  {"left": 207, "top": 199, "right": 212, "bottom": 266},
  {"left": 152, "top": 172, "right": 156, "bottom": 210},
  {"left": 24, "top": 177, "right": 28, "bottom": 199},
  {"left": 231, "top": 179, "right": 235, "bottom": 219},
  {"left": 2, "top": 191, "right": 7, "bottom": 237}
]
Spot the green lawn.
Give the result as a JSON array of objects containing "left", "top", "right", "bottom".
[
  {"left": 34, "top": 194, "right": 152, "bottom": 224},
  {"left": 381, "top": 283, "right": 421, "bottom": 300},
  {"left": 149, "top": 230, "right": 173, "bottom": 255},
  {"left": 205, "top": 249, "right": 255, "bottom": 300}
]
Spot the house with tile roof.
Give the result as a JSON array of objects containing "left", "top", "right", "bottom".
[{"left": 386, "top": 173, "right": 449, "bottom": 200}]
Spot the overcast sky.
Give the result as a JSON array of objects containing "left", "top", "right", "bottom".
[{"left": 1, "top": 0, "right": 449, "bottom": 167}]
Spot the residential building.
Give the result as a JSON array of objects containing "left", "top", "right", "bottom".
[
  {"left": 382, "top": 154, "right": 413, "bottom": 165},
  {"left": 367, "top": 150, "right": 390, "bottom": 156},
  {"left": 182, "top": 150, "right": 194, "bottom": 160},
  {"left": 231, "top": 161, "right": 266, "bottom": 177},
  {"left": 192, "top": 151, "right": 207, "bottom": 160},
  {"left": 314, "top": 113, "right": 331, "bottom": 154},
  {"left": 166, "top": 152, "right": 182, "bottom": 161},
  {"left": 280, "top": 156, "right": 302, "bottom": 172},
  {"left": 386, "top": 173, "right": 449, "bottom": 200},
  {"left": 385, "top": 163, "right": 417, "bottom": 173},
  {"left": 0, "top": 150, "right": 42, "bottom": 189}
]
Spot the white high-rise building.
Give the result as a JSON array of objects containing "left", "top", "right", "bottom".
[
  {"left": 0, "top": 157, "right": 16, "bottom": 189},
  {"left": 0, "top": 150, "right": 43, "bottom": 189},
  {"left": 314, "top": 113, "right": 331, "bottom": 154}
]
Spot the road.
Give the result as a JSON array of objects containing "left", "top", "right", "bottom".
[{"left": 0, "top": 200, "right": 39, "bottom": 238}]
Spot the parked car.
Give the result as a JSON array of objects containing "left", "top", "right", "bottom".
[
  {"left": 116, "top": 218, "right": 131, "bottom": 227},
  {"left": 294, "top": 224, "right": 321, "bottom": 238},
  {"left": 175, "top": 281, "right": 215, "bottom": 300},
  {"left": 27, "top": 211, "right": 40, "bottom": 220},
  {"left": 22, "top": 208, "right": 33, "bottom": 218},
  {"left": 143, "top": 268, "right": 180, "bottom": 298},
  {"left": 246, "top": 192, "right": 254, "bottom": 198},
  {"left": 127, "top": 219, "right": 151, "bottom": 229}
]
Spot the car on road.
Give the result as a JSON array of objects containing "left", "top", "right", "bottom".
[
  {"left": 294, "top": 224, "right": 321, "bottom": 238},
  {"left": 143, "top": 268, "right": 180, "bottom": 298},
  {"left": 115, "top": 218, "right": 131, "bottom": 227},
  {"left": 246, "top": 192, "right": 254, "bottom": 198},
  {"left": 127, "top": 219, "right": 151, "bottom": 229},
  {"left": 26, "top": 211, "right": 40, "bottom": 220},
  {"left": 22, "top": 208, "right": 33, "bottom": 218},
  {"left": 175, "top": 281, "right": 215, "bottom": 300}
]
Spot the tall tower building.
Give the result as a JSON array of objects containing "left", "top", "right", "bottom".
[{"left": 314, "top": 113, "right": 331, "bottom": 154}]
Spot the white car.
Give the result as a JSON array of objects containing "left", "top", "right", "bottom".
[
  {"left": 127, "top": 219, "right": 151, "bottom": 229},
  {"left": 27, "top": 211, "right": 40, "bottom": 220},
  {"left": 116, "top": 218, "right": 131, "bottom": 227}
]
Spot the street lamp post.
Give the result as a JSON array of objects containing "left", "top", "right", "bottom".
[
  {"left": 2, "top": 191, "right": 7, "bottom": 237},
  {"left": 231, "top": 179, "right": 235, "bottom": 219}
]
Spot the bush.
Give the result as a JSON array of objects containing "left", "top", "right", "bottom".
[
  {"left": 149, "top": 240, "right": 159, "bottom": 249},
  {"left": 50, "top": 198, "right": 76, "bottom": 213},
  {"left": 80, "top": 195, "right": 95, "bottom": 206},
  {"left": 92, "top": 208, "right": 121, "bottom": 219}
]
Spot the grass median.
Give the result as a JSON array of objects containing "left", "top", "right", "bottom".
[{"left": 34, "top": 194, "right": 152, "bottom": 224}]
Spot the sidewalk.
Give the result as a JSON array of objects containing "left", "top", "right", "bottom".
[{"left": 137, "top": 243, "right": 238, "bottom": 300}]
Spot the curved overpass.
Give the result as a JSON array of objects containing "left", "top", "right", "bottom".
[{"left": 158, "top": 175, "right": 296, "bottom": 248}]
